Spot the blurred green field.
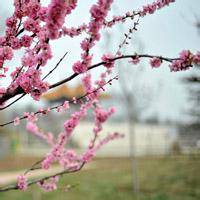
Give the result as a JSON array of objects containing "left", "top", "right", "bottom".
[{"left": 0, "top": 155, "right": 199, "bottom": 200}]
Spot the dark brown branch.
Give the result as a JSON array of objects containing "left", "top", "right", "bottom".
[
  {"left": 0, "top": 94, "right": 26, "bottom": 111},
  {"left": 49, "top": 54, "right": 177, "bottom": 90},
  {"left": 0, "top": 54, "right": 179, "bottom": 108}
]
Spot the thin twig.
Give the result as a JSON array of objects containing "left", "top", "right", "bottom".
[
  {"left": 0, "top": 76, "right": 118, "bottom": 127},
  {"left": 0, "top": 162, "right": 85, "bottom": 192},
  {"left": 0, "top": 94, "right": 26, "bottom": 111},
  {"left": 42, "top": 51, "right": 68, "bottom": 80}
]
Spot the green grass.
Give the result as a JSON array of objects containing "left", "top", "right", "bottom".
[{"left": 0, "top": 155, "right": 199, "bottom": 200}]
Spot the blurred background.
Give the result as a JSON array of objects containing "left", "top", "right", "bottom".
[{"left": 0, "top": 0, "right": 200, "bottom": 199}]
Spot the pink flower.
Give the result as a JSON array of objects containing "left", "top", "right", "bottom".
[
  {"left": 42, "top": 154, "right": 54, "bottom": 170},
  {"left": 101, "top": 54, "right": 115, "bottom": 69},
  {"left": 16, "top": 67, "right": 49, "bottom": 100},
  {"left": 63, "top": 101, "right": 69, "bottom": 110},
  {"left": 17, "top": 175, "right": 27, "bottom": 191},
  {"left": 46, "top": 0, "right": 77, "bottom": 39},
  {"left": 23, "top": 18, "right": 39, "bottom": 33},
  {"left": 130, "top": 56, "right": 140, "bottom": 65},
  {"left": 93, "top": 106, "right": 115, "bottom": 134},
  {"left": 20, "top": 35, "right": 33, "bottom": 47},
  {"left": 72, "top": 61, "right": 87, "bottom": 74},
  {"left": 95, "top": 132, "right": 124, "bottom": 151},
  {"left": 193, "top": 51, "right": 200, "bottom": 65},
  {"left": 169, "top": 50, "right": 193, "bottom": 72},
  {"left": 38, "top": 176, "right": 59, "bottom": 191},
  {"left": 0, "top": 87, "right": 5, "bottom": 98},
  {"left": 140, "top": 0, "right": 175, "bottom": 16},
  {"left": 26, "top": 122, "right": 39, "bottom": 134},
  {"left": 82, "top": 149, "right": 94, "bottom": 162},
  {"left": 150, "top": 57, "right": 162, "bottom": 68},
  {"left": 14, "top": 117, "right": 20, "bottom": 126},
  {"left": 179, "top": 50, "right": 191, "bottom": 60}
]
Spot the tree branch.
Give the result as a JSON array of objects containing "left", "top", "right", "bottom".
[
  {"left": 0, "top": 54, "right": 179, "bottom": 108},
  {"left": 0, "top": 76, "right": 118, "bottom": 127}
]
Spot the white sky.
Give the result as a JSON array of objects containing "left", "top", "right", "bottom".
[{"left": 1, "top": 0, "right": 200, "bottom": 122}]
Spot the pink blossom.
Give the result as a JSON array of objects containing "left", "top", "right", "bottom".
[
  {"left": 46, "top": 0, "right": 77, "bottom": 39},
  {"left": 101, "top": 54, "right": 115, "bottom": 69},
  {"left": 150, "top": 57, "right": 162, "bottom": 68},
  {"left": 82, "top": 149, "right": 94, "bottom": 162},
  {"left": 6, "top": 16, "right": 17, "bottom": 28},
  {"left": 93, "top": 106, "right": 115, "bottom": 134},
  {"left": 14, "top": 117, "right": 20, "bottom": 126},
  {"left": 59, "top": 150, "right": 79, "bottom": 169},
  {"left": 20, "top": 35, "right": 33, "bottom": 47},
  {"left": 24, "top": 0, "right": 41, "bottom": 19},
  {"left": 62, "top": 101, "right": 69, "bottom": 110},
  {"left": 130, "top": 56, "right": 140, "bottom": 65},
  {"left": 62, "top": 23, "right": 87, "bottom": 38},
  {"left": 193, "top": 51, "right": 200, "bottom": 65},
  {"left": 72, "top": 61, "right": 87, "bottom": 74},
  {"left": 0, "top": 87, "right": 5, "bottom": 98},
  {"left": 169, "top": 50, "right": 193, "bottom": 72},
  {"left": 16, "top": 67, "right": 49, "bottom": 100},
  {"left": 23, "top": 18, "right": 40, "bottom": 33},
  {"left": 17, "top": 175, "right": 27, "bottom": 191},
  {"left": 26, "top": 122, "right": 39, "bottom": 134},
  {"left": 140, "top": 0, "right": 175, "bottom": 16},
  {"left": 94, "top": 132, "right": 124, "bottom": 151},
  {"left": 38, "top": 176, "right": 59, "bottom": 191},
  {"left": 42, "top": 154, "right": 55, "bottom": 170}
]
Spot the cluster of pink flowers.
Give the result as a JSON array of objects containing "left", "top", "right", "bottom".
[
  {"left": 17, "top": 175, "right": 27, "bottom": 191},
  {"left": 94, "top": 132, "right": 124, "bottom": 151},
  {"left": 0, "top": 46, "right": 13, "bottom": 68},
  {"left": 82, "top": 132, "right": 124, "bottom": 163},
  {"left": 170, "top": 50, "right": 200, "bottom": 72},
  {"left": 46, "top": 0, "right": 77, "bottom": 39},
  {"left": 101, "top": 53, "right": 115, "bottom": 69},
  {"left": 38, "top": 176, "right": 59, "bottom": 192},
  {"left": 21, "top": 42, "right": 52, "bottom": 68},
  {"left": 140, "top": 0, "right": 175, "bottom": 16},
  {"left": 93, "top": 105, "right": 115, "bottom": 134},
  {"left": 72, "top": 60, "right": 89, "bottom": 74},
  {"left": 64, "top": 103, "right": 90, "bottom": 137},
  {"left": 89, "top": 0, "right": 113, "bottom": 40},
  {"left": 26, "top": 120, "right": 54, "bottom": 146},
  {"left": 14, "top": 117, "right": 20, "bottom": 126},
  {"left": 104, "top": 12, "right": 133, "bottom": 27},
  {"left": 41, "top": 101, "right": 92, "bottom": 170},
  {"left": 150, "top": 57, "right": 162, "bottom": 68},
  {"left": 103, "top": 0, "right": 176, "bottom": 28},
  {"left": 72, "top": 0, "right": 113, "bottom": 74},
  {"left": 0, "top": 87, "right": 5, "bottom": 98},
  {"left": 14, "top": 67, "right": 49, "bottom": 100},
  {"left": 59, "top": 149, "right": 80, "bottom": 169},
  {"left": 62, "top": 23, "right": 87, "bottom": 38},
  {"left": 56, "top": 101, "right": 69, "bottom": 112},
  {"left": 24, "top": 112, "right": 38, "bottom": 122}
]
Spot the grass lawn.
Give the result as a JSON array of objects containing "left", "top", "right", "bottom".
[{"left": 0, "top": 155, "right": 199, "bottom": 200}]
